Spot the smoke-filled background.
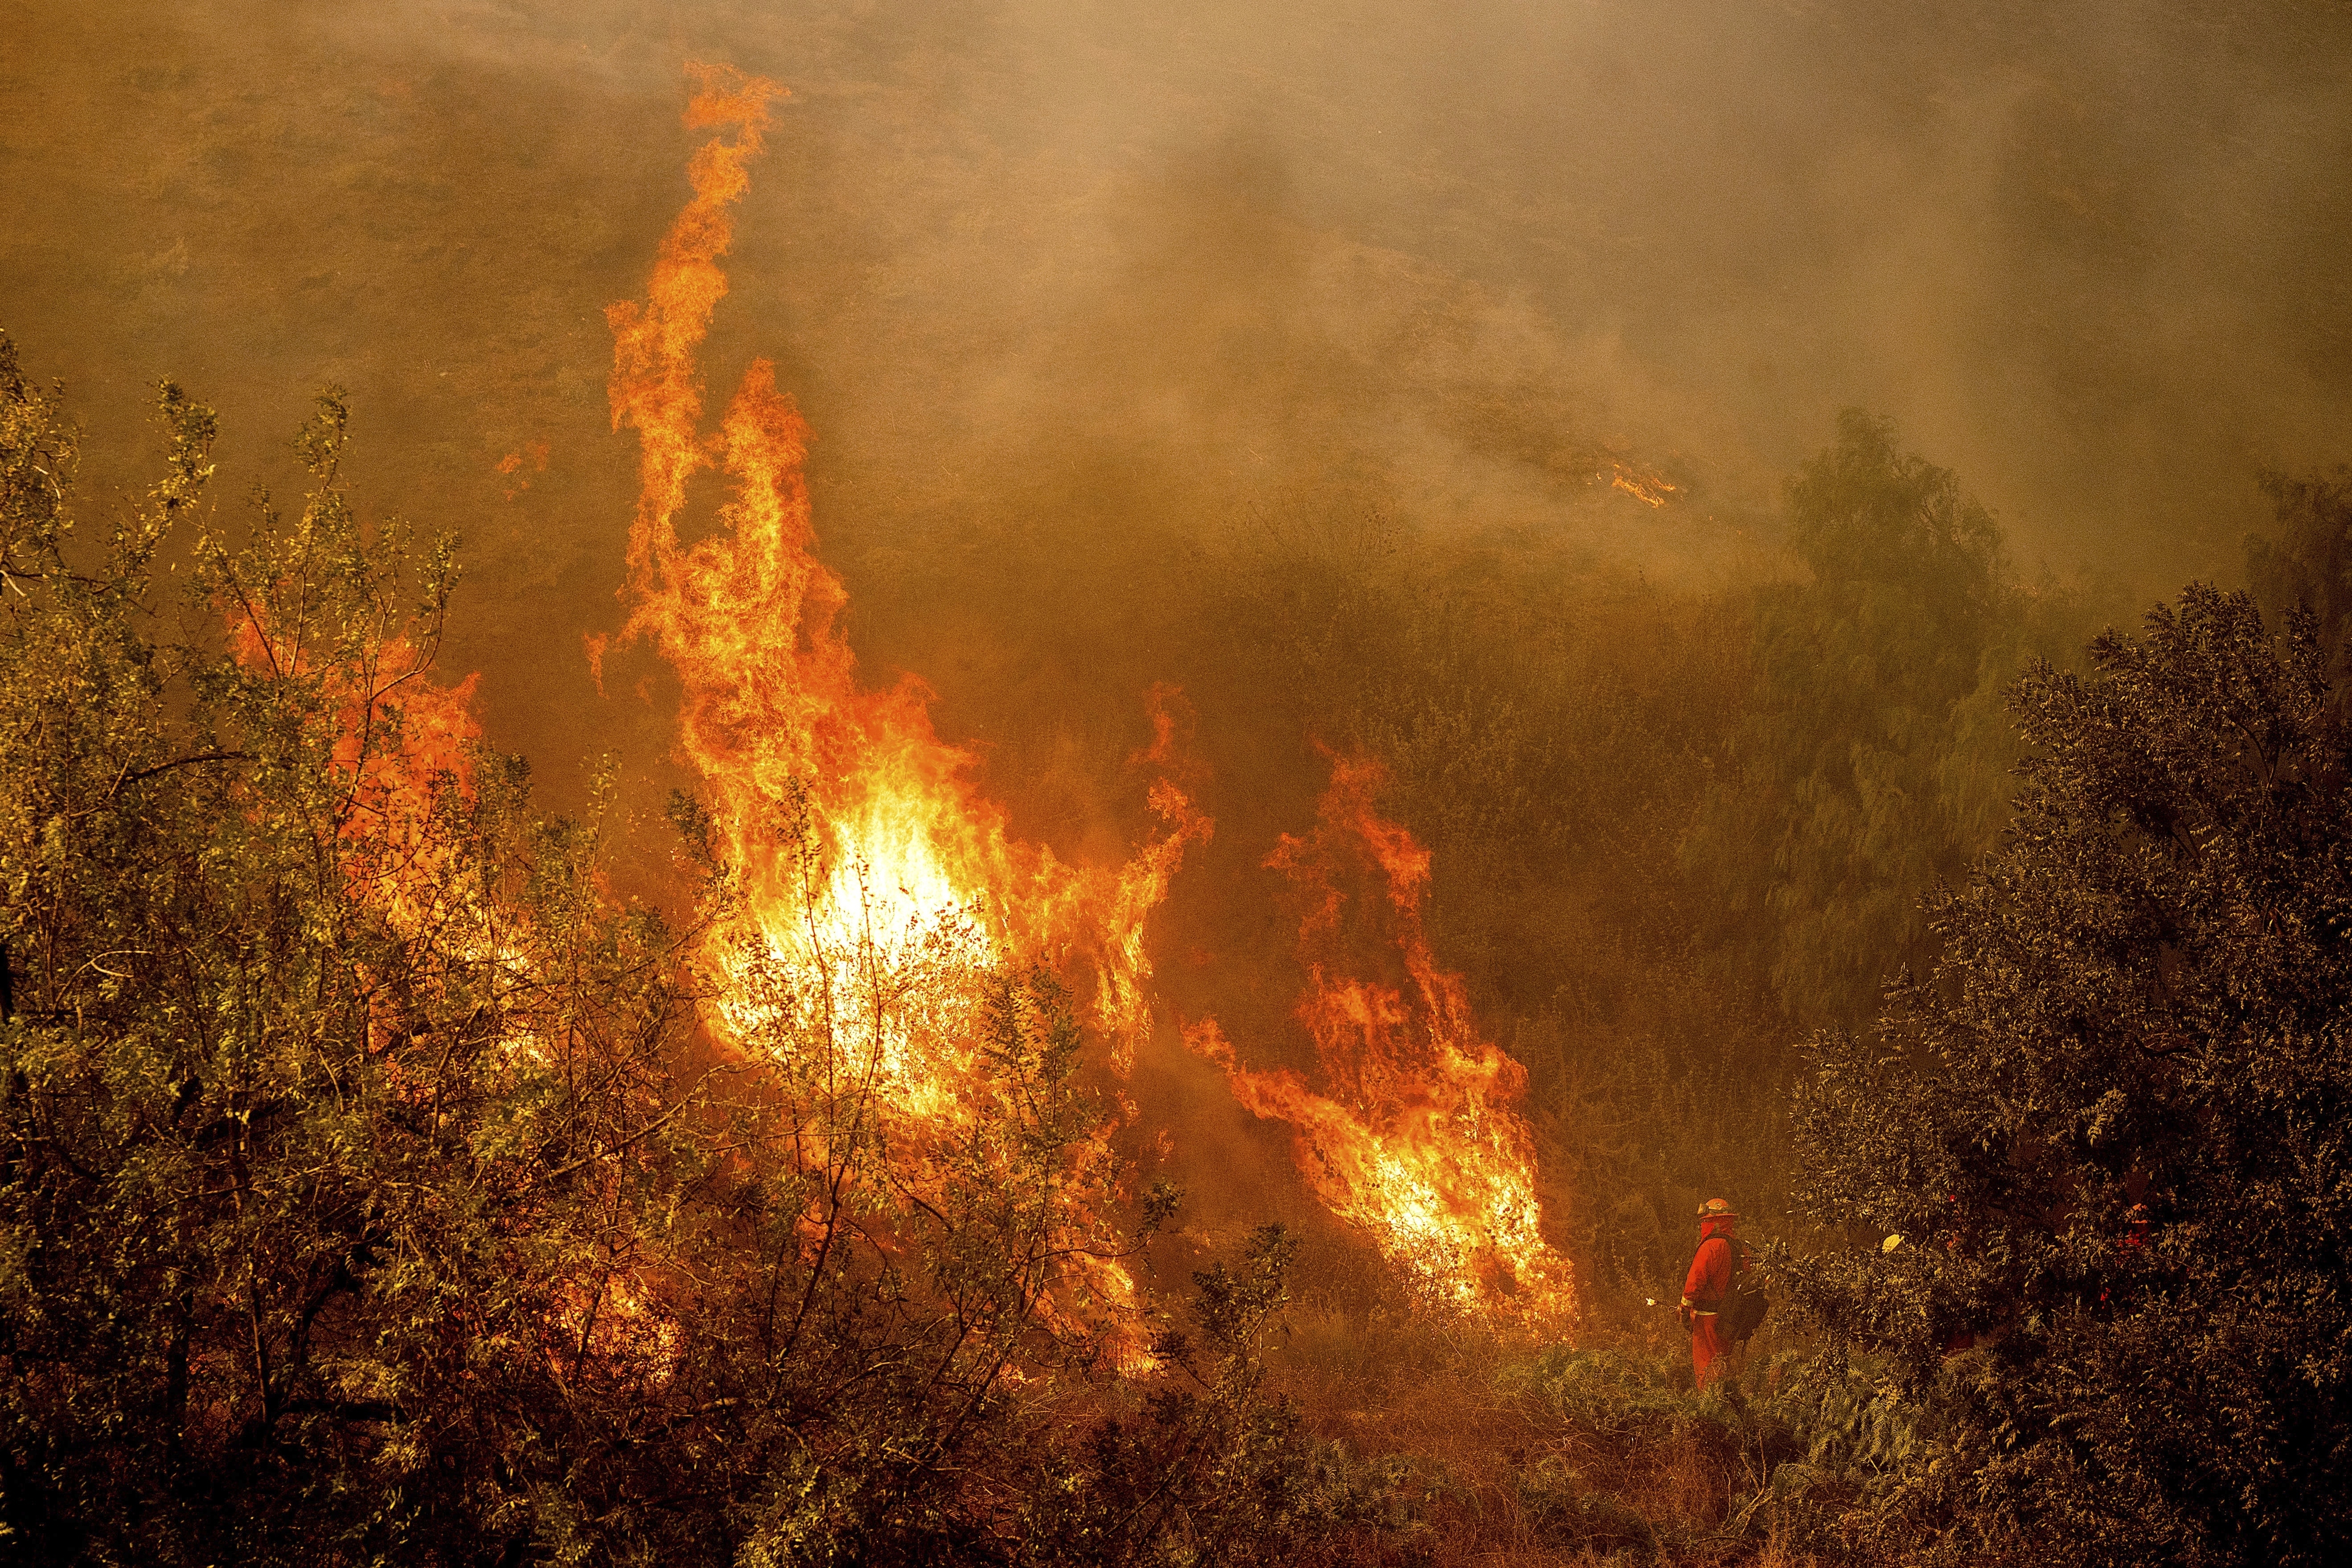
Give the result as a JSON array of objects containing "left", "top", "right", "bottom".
[{"left": 8, "top": 0, "right": 2352, "bottom": 1307}]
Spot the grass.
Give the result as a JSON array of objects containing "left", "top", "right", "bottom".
[{"left": 1255, "top": 1297, "right": 1915, "bottom": 1565}]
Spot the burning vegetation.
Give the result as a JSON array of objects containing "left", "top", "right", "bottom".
[
  {"left": 589, "top": 65, "right": 1576, "bottom": 1353},
  {"left": 4, "top": 55, "right": 2352, "bottom": 1568},
  {"left": 592, "top": 66, "right": 1214, "bottom": 1362},
  {"left": 1187, "top": 752, "right": 1575, "bottom": 1330}
]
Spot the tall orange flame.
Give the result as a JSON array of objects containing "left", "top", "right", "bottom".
[
  {"left": 599, "top": 66, "right": 1207, "bottom": 1344},
  {"left": 1189, "top": 755, "right": 1576, "bottom": 1330}
]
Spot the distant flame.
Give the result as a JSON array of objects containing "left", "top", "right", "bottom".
[
  {"left": 1609, "top": 461, "right": 1676, "bottom": 508},
  {"left": 1189, "top": 755, "right": 1576, "bottom": 1330},
  {"left": 599, "top": 66, "right": 1207, "bottom": 1351}
]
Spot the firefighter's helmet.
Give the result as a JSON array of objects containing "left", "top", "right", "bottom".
[{"left": 1696, "top": 1198, "right": 1737, "bottom": 1221}]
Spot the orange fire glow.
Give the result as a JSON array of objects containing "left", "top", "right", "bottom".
[
  {"left": 229, "top": 608, "right": 482, "bottom": 928},
  {"left": 1608, "top": 460, "right": 1677, "bottom": 508},
  {"left": 598, "top": 66, "right": 1208, "bottom": 1345},
  {"left": 1188, "top": 755, "right": 1576, "bottom": 1330}
]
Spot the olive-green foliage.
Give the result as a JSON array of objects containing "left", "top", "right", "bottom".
[
  {"left": 1199, "top": 415, "right": 2119, "bottom": 1312},
  {"left": 0, "top": 342, "right": 1360, "bottom": 1567},
  {"left": 1500, "top": 1342, "right": 1927, "bottom": 1560},
  {"left": 1782, "top": 585, "right": 2352, "bottom": 1565},
  {"left": 0, "top": 339, "right": 726, "bottom": 1562},
  {"left": 1682, "top": 410, "right": 2046, "bottom": 1029},
  {"left": 1010, "top": 1226, "right": 1420, "bottom": 1567},
  {"left": 1207, "top": 511, "right": 1748, "bottom": 1027}
]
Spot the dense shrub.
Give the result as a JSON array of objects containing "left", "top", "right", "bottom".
[
  {"left": 1783, "top": 584, "right": 2352, "bottom": 1565},
  {"left": 0, "top": 343, "right": 1362, "bottom": 1566}
]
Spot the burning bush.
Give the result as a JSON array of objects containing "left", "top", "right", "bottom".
[
  {"left": 0, "top": 339, "right": 1374, "bottom": 1564},
  {"left": 0, "top": 345, "right": 695, "bottom": 1556}
]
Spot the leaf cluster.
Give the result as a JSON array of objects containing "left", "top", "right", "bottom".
[
  {"left": 1781, "top": 583, "right": 2352, "bottom": 1566},
  {"left": 1681, "top": 410, "right": 2066, "bottom": 1026}
]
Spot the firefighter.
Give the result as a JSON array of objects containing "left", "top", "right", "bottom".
[{"left": 1680, "top": 1197, "right": 1745, "bottom": 1387}]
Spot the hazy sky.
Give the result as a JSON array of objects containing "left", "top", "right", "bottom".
[{"left": 6, "top": 0, "right": 2350, "bottom": 794}]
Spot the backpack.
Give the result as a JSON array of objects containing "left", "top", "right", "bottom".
[{"left": 1721, "top": 1239, "right": 1769, "bottom": 1344}]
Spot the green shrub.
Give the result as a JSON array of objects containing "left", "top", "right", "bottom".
[{"left": 1782, "top": 585, "right": 2352, "bottom": 1566}]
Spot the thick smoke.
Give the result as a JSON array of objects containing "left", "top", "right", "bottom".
[{"left": 9, "top": 4, "right": 2348, "bottom": 754}]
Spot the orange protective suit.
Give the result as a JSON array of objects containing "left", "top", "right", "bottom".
[{"left": 1681, "top": 1216, "right": 1740, "bottom": 1387}]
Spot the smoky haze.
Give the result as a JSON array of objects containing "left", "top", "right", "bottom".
[
  {"left": 6, "top": 1, "right": 2349, "bottom": 762},
  {"left": 7, "top": 0, "right": 2352, "bottom": 1276}
]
